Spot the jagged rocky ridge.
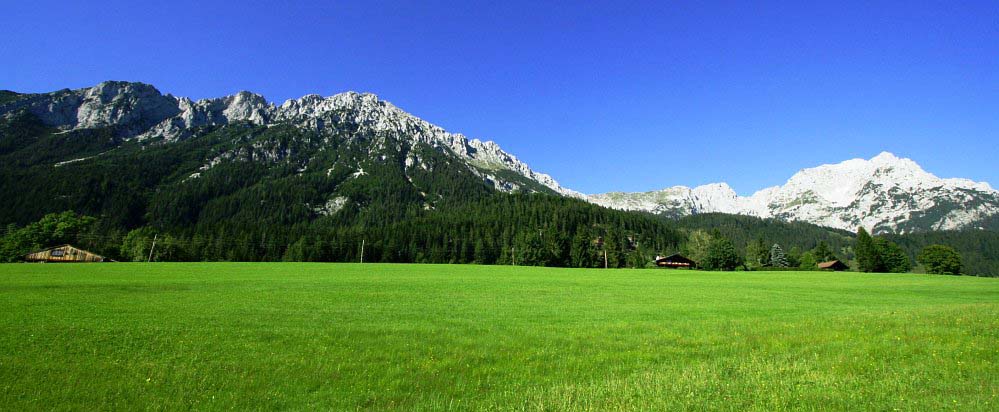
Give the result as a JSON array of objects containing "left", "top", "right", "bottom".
[
  {"left": 3, "top": 81, "right": 996, "bottom": 234},
  {"left": 0, "top": 81, "right": 580, "bottom": 197},
  {"left": 588, "top": 152, "right": 999, "bottom": 234}
]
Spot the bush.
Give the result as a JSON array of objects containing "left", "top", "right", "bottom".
[
  {"left": 0, "top": 212, "right": 96, "bottom": 262},
  {"left": 917, "top": 245, "right": 962, "bottom": 275}
]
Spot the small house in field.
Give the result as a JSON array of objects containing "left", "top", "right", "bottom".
[
  {"left": 817, "top": 260, "right": 849, "bottom": 271},
  {"left": 655, "top": 253, "right": 696, "bottom": 269},
  {"left": 23, "top": 245, "right": 106, "bottom": 263}
]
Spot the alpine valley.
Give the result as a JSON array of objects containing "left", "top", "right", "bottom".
[{"left": 1, "top": 81, "right": 997, "bottom": 273}]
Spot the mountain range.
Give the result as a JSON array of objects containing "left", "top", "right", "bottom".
[
  {"left": 588, "top": 152, "right": 998, "bottom": 234},
  {"left": 0, "top": 81, "right": 576, "bottom": 197},
  {"left": 2, "top": 81, "right": 997, "bottom": 236}
]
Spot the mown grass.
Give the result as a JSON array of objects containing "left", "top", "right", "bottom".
[{"left": 1, "top": 263, "right": 997, "bottom": 411}]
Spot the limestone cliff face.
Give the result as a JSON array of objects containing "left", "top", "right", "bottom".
[
  {"left": 0, "top": 81, "right": 577, "bottom": 196},
  {"left": 1, "top": 81, "right": 180, "bottom": 136}
]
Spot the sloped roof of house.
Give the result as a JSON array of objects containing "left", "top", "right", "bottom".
[
  {"left": 24, "top": 244, "right": 106, "bottom": 260},
  {"left": 818, "top": 260, "right": 849, "bottom": 269},
  {"left": 656, "top": 253, "right": 696, "bottom": 264}
]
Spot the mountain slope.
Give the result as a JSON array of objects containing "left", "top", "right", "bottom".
[
  {"left": 589, "top": 152, "right": 999, "bottom": 234},
  {"left": 0, "top": 81, "right": 677, "bottom": 265},
  {"left": 0, "top": 81, "right": 579, "bottom": 197}
]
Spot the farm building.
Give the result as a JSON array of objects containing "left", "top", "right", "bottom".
[
  {"left": 655, "top": 253, "right": 696, "bottom": 269},
  {"left": 23, "top": 245, "right": 106, "bottom": 263},
  {"left": 817, "top": 260, "right": 849, "bottom": 271}
]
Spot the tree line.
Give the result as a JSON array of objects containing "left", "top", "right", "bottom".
[{"left": 0, "top": 211, "right": 975, "bottom": 276}]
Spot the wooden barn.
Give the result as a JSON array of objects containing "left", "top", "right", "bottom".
[
  {"left": 24, "top": 245, "right": 106, "bottom": 263},
  {"left": 817, "top": 260, "right": 849, "bottom": 271},
  {"left": 655, "top": 253, "right": 696, "bottom": 269}
]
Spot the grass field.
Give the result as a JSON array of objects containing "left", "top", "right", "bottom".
[{"left": 1, "top": 263, "right": 998, "bottom": 411}]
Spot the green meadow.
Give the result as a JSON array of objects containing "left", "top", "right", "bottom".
[{"left": 1, "top": 263, "right": 997, "bottom": 411}]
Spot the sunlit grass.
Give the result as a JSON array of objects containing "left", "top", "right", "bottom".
[{"left": 1, "top": 263, "right": 997, "bottom": 410}]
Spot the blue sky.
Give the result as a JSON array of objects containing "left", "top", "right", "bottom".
[{"left": 3, "top": 1, "right": 997, "bottom": 195}]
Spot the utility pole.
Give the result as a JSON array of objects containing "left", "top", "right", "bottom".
[
  {"left": 512, "top": 246, "right": 516, "bottom": 266},
  {"left": 147, "top": 234, "right": 158, "bottom": 263},
  {"left": 360, "top": 239, "right": 365, "bottom": 263},
  {"left": 604, "top": 249, "right": 608, "bottom": 269}
]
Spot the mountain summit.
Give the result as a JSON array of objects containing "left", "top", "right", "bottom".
[
  {"left": 0, "top": 81, "right": 579, "bottom": 197},
  {"left": 588, "top": 152, "right": 998, "bottom": 233}
]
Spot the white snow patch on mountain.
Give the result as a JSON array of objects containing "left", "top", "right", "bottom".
[{"left": 588, "top": 152, "right": 999, "bottom": 233}]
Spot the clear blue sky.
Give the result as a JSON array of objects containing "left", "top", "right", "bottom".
[{"left": 4, "top": 1, "right": 997, "bottom": 195}]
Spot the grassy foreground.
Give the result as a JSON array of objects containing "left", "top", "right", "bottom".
[{"left": 1, "top": 263, "right": 997, "bottom": 411}]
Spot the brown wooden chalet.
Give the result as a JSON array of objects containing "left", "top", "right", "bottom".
[
  {"left": 24, "top": 245, "right": 106, "bottom": 263},
  {"left": 655, "top": 253, "right": 696, "bottom": 269},
  {"left": 817, "top": 260, "right": 849, "bottom": 271}
]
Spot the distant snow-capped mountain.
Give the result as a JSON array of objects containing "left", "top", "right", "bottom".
[{"left": 588, "top": 152, "right": 999, "bottom": 234}]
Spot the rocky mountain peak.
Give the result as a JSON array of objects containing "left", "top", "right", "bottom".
[
  {"left": 0, "top": 81, "right": 181, "bottom": 135},
  {"left": 1, "top": 81, "right": 578, "bottom": 197},
  {"left": 870, "top": 151, "right": 899, "bottom": 163},
  {"left": 218, "top": 91, "right": 272, "bottom": 125},
  {"left": 589, "top": 153, "right": 998, "bottom": 233},
  {"left": 86, "top": 81, "right": 163, "bottom": 100}
]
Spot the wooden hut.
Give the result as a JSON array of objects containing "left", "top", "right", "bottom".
[
  {"left": 817, "top": 260, "right": 849, "bottom": 271},
  {"left": 655, "top": 253, "right": 696, "bottom": 269},
  {"left": 24, "top": 245, "right": 106, "bottom": 263}
]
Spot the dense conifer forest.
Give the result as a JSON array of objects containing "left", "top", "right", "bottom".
[
  {"left": 2, "top": 111, "right": 996, "bottom": 275},
  {"left": 0, "top": 112, "right": 683, "bottom": 266}
]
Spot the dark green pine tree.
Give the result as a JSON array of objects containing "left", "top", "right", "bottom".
[
  {"left": 813, "top": 240, "right": 836, "bottom": 262},
  {"left": 603, "top": 231, "right": 623, "bottom": 268},
  {"left": 472, "top": 238, "right": 487, "bottom": 264},
  {"left": 755, "top": 237, "right": 771, "bottom": 267},
  {"left": 875, "top": 237, "right": 911, "bottom": 273},
  {"left": 569, "top": 231, "right": 594, "bottom": 268},
  {"left": 744, "top": 236, "right": 769, "bottom": 269},
  {"left": 282, "top": 237, "right": 306, "bottom": 262},
  {"left": 856, "top": 227, "right": 880, "bottom": 272}
]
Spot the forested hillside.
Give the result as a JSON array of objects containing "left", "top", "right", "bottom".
[
  {"left": 674, "top": 213, "right": 857, "bottom": 260},
  {"left": 2, "top": 89, "right": 996, "bottom": 275},
  {"left": 0, "top": 111, "right": 682, "bottom": 266},
  {"left": 887, "top": 231, "right": 999, "bottom": 277}
]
